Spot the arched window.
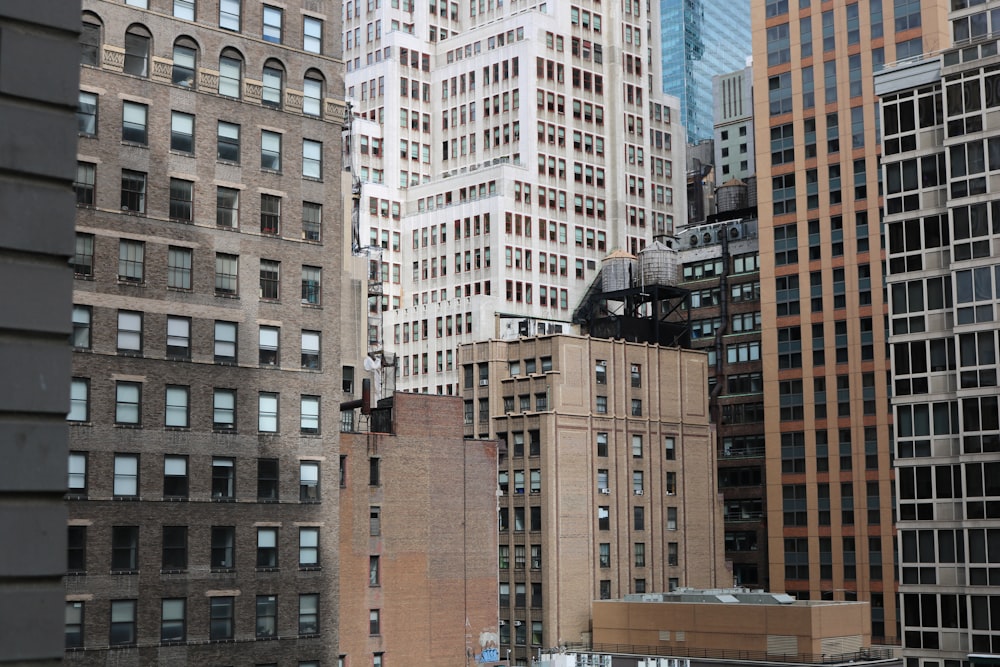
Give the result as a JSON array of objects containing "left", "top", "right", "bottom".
[
  {"left": 303, "top": 70, "right": 324, "bottom": 117},
  {"left": 124, "top": 24, "right": 151, "bottom": 77},
  {"left": 218, "top": 49, "right": 243, "bottom": 98},
  {"left": 172, "top": 37, "right": 198, "bottom": 88},
  {"left": 262, "top": 60, "right": 284, "bottom": 109},
  {"left": 81, "top": 13, "right": 103, "bottom": 66}
]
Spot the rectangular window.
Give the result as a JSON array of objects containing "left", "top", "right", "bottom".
[
  {"left": 170, "top": 111, "right": 194, "bottom": 153},
  {"left": 72, "top": 233, "right": 95, "bottom": 276},
  {"left": 261, "top": 130, "right": 282, "bottom": 170},
  {"left": 299, "top": 527, "right": 319, "bottom": 566},
  {"left": 167, "top": 179, "right": 194, "bottom": 221},
  {"left": 257, "top": 527, "right": 278, "bottom": 568},
  {"left": 120, "top": 169, "right": 146, "bottom": 213},
  {"left": 214, "top": 321, "right": 237, "bottom": 363},
  {"left": 303, "top": 16, "right": 323, "bottom": 53},
  {"left": 110, "top": 600, "right": 137, "bottom": 646},
  {"left": 258, "top": 392, "right": 279, "bottom": 432},
  {"left": 209, "top": 596, "right": 234, "bottom": 640},
  {"left": 69, "top": 379, "right": 90, "bottom": 423},
  {"left": 72, "top": 306, "right": 91, "bottom": 349},
  {"left": 161, "top": 525, "right": 187, "bottom": 570},
  {"left": 163, "top": 455, "right": 188, "bottom": 498},
  {"left": 111, "top": 525, "right": 138, "bottom": 571},
  {"left": 167, "top": 246, "right": 192, "bottom": 289},
  {"left": 122, "top": 101, "right": 148, "bottom": 144},
  {"left": 113, "top": 453, "right": 139, "bottom": 497},
  {"left": 173, "top": 0, "right": 194, "bottom": 19},
  {"left": 259, "top": 326, "right": 279, "bottom": 365},
  {"left": 255, "top": 595, "right": 277, "bottom": 638},
  {"left": 115, "top": 381, "right": 141, "bottom": 425},
  {"left": 301, "top": 397, "right": 320, "bottom": 435},
  {"left": 369, "top": 609, "right": 381, "bottom": 635},
  {"left": 211, "top": 457, "right": 234, "bottom": 499},
  {"left": 75, "top": 161, "right": 96, "bottom": 205},
  {"left": 161, "top": 598, "right": 185, "bottom": 643},
  {"left": 164, "top": 385, "right": 189, "bottom": 427},
  {"left": 261, "top": 194, "right": 281, "bottom": 235},
  {"left": 210, "top": 526, "right": 235, "bottom": 569},
  {"left": 301, "top": 330, "right": 320, "bottom": 369},
  {"left": 259, "top": 259, "right": 280, "bottom": 300},
  {"left": 118, "top": 240, "right": 145, "bottom": 283},
  {"left": 303, "top": 202, "right": 322, "bottom": 241},
  {"left": 219, "top": 0, "right": 240, "bottom": 30},
  {"left": 123, "top": 31, "right": 149, "bottom": 76},
  {"left": 217, "top": 121, "right": 240, "bottom": 162},
  {"left": 300, "top": 460, "right": 320, "bottom": 499},
  {"left": 303, "top": 139, "right": 322, "bottom": 178},
  {"left": 216, "top": 187, "right": 239, "bottom": 227},
  {"left": 299, "top": 594, "right": 319, "bottom": 635},
  {"left": 166, "top": 316, "right": 190, "bottom": 359},
  {"left": 262, "top": 5, "right": 282, "bottom": 43},
  {"left": 301, "top": 266, "right": 322, "bottom": 305},
  {"left": 257, "top": 458, "right": 279, "bottom": 501},
  {"left": 68, "top": 451, "right": 88, "bottom": 494},
  {"left": 78, "top": 91, "right": 98, "bottom": 136}
]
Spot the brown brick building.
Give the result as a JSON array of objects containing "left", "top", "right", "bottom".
[
  {"left": 66, "top": 1, "right": 345, "bottom": 664},
  {"left": 339, "top": 392, "right": 500, "bottom": 667},
  {"left": 461, "top": 335, "right": 729, "bottom": 662}
]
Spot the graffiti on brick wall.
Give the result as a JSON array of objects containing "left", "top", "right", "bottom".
[{"left": 477, "top": 630, "right": 500, "bottom": 663}]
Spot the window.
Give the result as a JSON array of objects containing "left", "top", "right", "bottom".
[
  {"left": 370, "top": 458, "right": 381, "bottom": 486},
  {"left": 596, "top": 395, "right": 607, "bottom": 414},
  {"left": 260, "top": 259, "right": 280, "bottom": 300},
  {"left": 65, "top": 601, "right": 84, "bottom": 648},
  {"left": 209, "top": 597, "right": 234, "bottom": 640},
  {"left": 300, "top": 462, "right": 320, "bottom": 501},
  {"left": 259, "top": 326, "right": 279, "bottom": 365},
  {"left": 303, "top": 139, "right": 322, "bottom": 179},
  {"left": 164, "top": 385, "right": 189, "bottom": 427},
  {"left": 213, "top": 189, "right": 239, "bottom": 230},
  {"left": 257, "top": 458, "right": 279, "bottom": 501},
  {"left": 170, "top": 112, "right": 194, "bottom": 153},
  {"left": 257, "top": 527, "right": 278, "bottom": 568},
  {"left": 212, "top": 457, "right": 234, "bottom": 499},
  {"left": 110, "top": 525, "right": 138, "bottom": 571},
  {"left": 258, "top": 392, "right": 279, "bottom": 432},
  {"left": 117, "top": 310, "right": 142, "bottom": 352},
  {"left": 123, "top": 29, "right": 150, "bottom": 77},
  {"left": 218, "top": 53, "right": 242, "bottom": 97},
  {"left": 262, "top": 65, "right": 283, "bottom": 108},
  {"left": 214, "top": 322, "right": 237, "bottom": 363},
  {"left": 261, "top": 131, "right": 282, "bottom": 170},
  {"left": 110, "top": 600, "right": 137, "bottom": 646},
  {"left": 172, "top": 41, "right": 196, "bottom": 86},
  {"left": 299, "top": 594, "right": 319, "bottom": 635},
  {"left": 256, "top": 595, "right": 277, "bottom": 638},
  {"left": 298, "top": 13, "right": 323, "bottom": 53},
  {"left": 303, "top": 75, "right": 323, "bottom": 117},
  {"left": 161, "top": 526, "right": 187, "bottom": 570},
  {"left": 301, "top": 397, "right": 320, "bottom": 435},
  {"left": 122, "top": 101, "right": 147, "bottom": 144},
  {"left": 71, "top": 306, "right": 91, "bottom": 349},
  {"left": 118, "top": 241, "right": 145, "bottom": 284},
  {"left": 303, "top": 202, "right": 322, "bottom": 241},
  {"left": 217, "top": 121, "right": 240, "bottom": 162},
  {"left": 72, "top": 233, "right": 94, "bottom": 276},
  {"left": 210, "top": 526, "right": 235, "bottom": 569},
  {"left": 68, "top": 451, "right": 87, "bottom": 494},
  {"left": 667, "top": 506, "right": 678, "bottom": 530},
  {"left": 595, "top": 360, "right": 607, "bottom": 384},
  {"left": 261, "top": 194, "right": 281, "bottom": 235},
  {"left": 80, "top": 19, "right": 101, "bottom": 66},
  {"left": 163, "top": 456, "right": 188, "bottom": 498},
  {"left": 166, "top": 316, "right": 192, "bottom": 360},
  {"left": 599, "top": 543, "right": 611, "bottom": 567},
  {"left": 120, "top": 170, "right": 146, "bottom": 213},
  {"left": 75, "top": 162, "right": 95, "bottom": 205},
  {"left": 263, "top": 5, "right": 282, "bottom": 43},
  {"left": 369, "top": 609, "right": 381, "bottom": 635},
  {"left": 370, "top": 507, "right": 381, "bottom": 535},
  {"left": 301, "top": 330, "right": 320, "bottom": 369},
  {"left": 77, "top": 91, "right": 98, "bottom": 136},
  {"left": 299, "top": 527, "right": 319, "bottom": 566},
  {"left": 113, "top": 454, "right": 138, "bottom": 497},
  {"left": 166, "top": 247, "right": 192, "bottom": 290},
  {"left": 596, "top": 432, "right": 608, "bottom": 456},
  {"left": 219, "top": 0, "right": 240, "bottom": 30},
  {"left": 115, "top": 382, "right": 141, "bottom": 425},
  {"left": 161, "top": 598, "right": 185, "bottom": 643},
  {"left": 301, "top": 266, "right": 322, "bottom": 305}
]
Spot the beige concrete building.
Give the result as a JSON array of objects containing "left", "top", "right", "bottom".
[
  {"left": 592, "top": 590, "right": 872, "bottom": 658},
  {"left": 461, "top": 335, "right": 729, "bottom": 662},
  {"left": 751, "top": 0, "right": 949, "bottom": 640},
  {"left": 339, "top": 391, "right": 500, "bottom": 667}
]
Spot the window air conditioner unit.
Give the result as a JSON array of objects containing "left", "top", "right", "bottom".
[
  {"left": 514, "top": 621, "right": 522, "bottom": 627},
  {"left": 480, "top": 379, "right": 489, "bottom": 386},
  {"left": 634, "top": 489, "right": 644, "bottom": 496},
  {"left": 666, "top": 491, "right": 675, "bottom": 496},
  {"left": 599, "top": 488, "right": 611, "bottom": 495}
]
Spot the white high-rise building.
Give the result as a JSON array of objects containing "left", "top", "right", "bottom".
[{"left": 344, "top": 0, "right": 685, "bottom": 395}]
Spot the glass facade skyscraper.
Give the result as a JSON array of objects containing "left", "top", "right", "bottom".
[{"left": 661, "top": 0, "right": 751, "bottom": 143}]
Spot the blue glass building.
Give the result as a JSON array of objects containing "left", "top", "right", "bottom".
[{"left": 661, "top": 0, "right": 751, "bottom": 143}]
